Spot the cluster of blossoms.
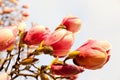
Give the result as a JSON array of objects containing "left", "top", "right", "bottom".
[
  {"left": 0, "top": 0, "right": 29, "bottom": 27},
  {"left": 0, "top": 0, "right": 112, "bottom": 80}
]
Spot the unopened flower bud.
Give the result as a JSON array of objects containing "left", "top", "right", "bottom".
[
  {"left": 73, "top": 39, "right": 111, "bottom": 70},
  {"left": 44, "top": 29, "right": 74, "bottom": 57},
  {"left": 60, "top": 15, "right": 82, "bottom": 33},
  {"left": 51, "top": 64, "right": 84, "bottom": 77},
  {"left": 24, "top": 25, "right": 50, "bottom": 45}
]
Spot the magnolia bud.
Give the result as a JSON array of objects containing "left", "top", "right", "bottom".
[
  {"left": 44, "top": 29, "right": 74, "bottom": 57},
  {"left": 73, "top": 39, "right": 111, "bottom": 70},
  {"left": 51, "top": 64, "right": 84, "bottom": 77},
  {"left": 24, "top": 25, "right": 50, "bottom": 45},
  {"left": 60, "top": 15, "right": 82, "bottom": 33}
]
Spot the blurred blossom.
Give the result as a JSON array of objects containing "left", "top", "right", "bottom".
[
  {"left": 73, "top": 39, "right": 111, "bottom": 70},
  {"left": 22, "top": 11, "right": 29, "bottom": 17},
  {"left": 9, "top": 0, "right": 18, "bottom": 4},
  {"left": 44, "top": 29, "right": 74, "bottom": 57},
  {"left": 22, "top": 4, "right": 29, "bottom": 9},
  {"left": 24, "top": 25, "right": 50, "bottom": 45},
  {"left": 0, "top": 27, "right": 18, "bottom": 51},
  {"left": 3, "top": 7, "right": 14, "bottom": 13},
  {"left": 0, "top": 0, "right": 28, "bottom": 27},
  {"left": 51, "top": 64, "right": 84, "bottom": 77},
  {"left": 60, "top": 15, "right": 82, "bottom": 33},
  {"left": 0, "top": 73, "right": 9, "bottom": 80}
]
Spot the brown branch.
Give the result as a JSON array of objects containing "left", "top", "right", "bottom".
[
  {"left": 0, "top": 52, "right": 9, "bottom": 71},
  {"left": 5, "top": 52, "right": 12, "bottom": 72},
  {"left": 18, "top": 73, "right": 36, "bottom": 78}
]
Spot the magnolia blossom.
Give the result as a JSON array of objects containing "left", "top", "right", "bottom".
[
  {"left": 0, "top": 27, "right": 17, "bottom": 51},
  {"left": 24, "top": 25, "right": 50, "bottom": 45},
  {"left": 51, "top": 64, "right": 84, "bottom": 77},
  {"left": 73, "top": 39, "right": 111, "bottom": 70},
  {"left": 61, "top": 15, "right": 82, "bottom": 33},
  {"left": 0, "top": 73, "right": 9, "bottom": 80},
  {"left": 44, "top": 29, "right": 74, "bottom": 57}
]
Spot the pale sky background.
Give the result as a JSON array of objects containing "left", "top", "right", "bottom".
[{"left": 20, "top": 0, "right": 120, "bottom": 80}]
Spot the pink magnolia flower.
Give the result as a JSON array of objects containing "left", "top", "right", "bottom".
[
  {"left": 61, "top": 15, "right": 82, "bottom": 33},
  {"left": 0, "top": 73, "right": 9, "bottom": 80},
  {"left": 51, "top": 64, "right": 84, "bottom": 77},
  {"left": 0, "top": 27, "right": 18, "bottom": 51},
  {"left": 73, "top": 39, "right": 112, "bottom": 70},
  {"left": 24, "top": 25, "right": 50, "bottom": 45},
  {"left": 44, "top": 29, "right": 74, "bottom": 57}
]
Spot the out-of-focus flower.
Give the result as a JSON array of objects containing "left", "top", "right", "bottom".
[
  {"left": 10, "top": 0, "right": 17, "bottom": 3},
  {"left": 3, "top": 7, "right": 14, "bottom": 13},
  {"left": 0, "top": 27, "right": 18, "bottom": 51},
  {"left": 9, "top": 0, "right": 18, "bottom": 5},
  {"left": 24, "top": 25, "right": 50, "bottom": 45},
  {"left": 0, "top": 21, "right": 4, "bottom": 25},
  {"left": 22, "top": 4, "right": 29, "bottom": 9},
  {"left": 22, "top": 11, "right": 29, "bottom": 17},
  {"left": 73, "top": 39, "right": 111, "bottom": 70},
  {"left": 51, "top": 64, "right": 84, "bottom": 77},
  {"left": 44, "top": 29, "right": 74, "bottom": 57},
  {"left": 60, "top": 15, "right": 82, "bottom": 33},
  {"left": 0, "top": 73, "right": 9, "bottom": 80}
]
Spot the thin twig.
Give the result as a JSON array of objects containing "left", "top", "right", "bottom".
[
  {"left": 10, "top": 75, "right": 18, "bottom": 80},
  {"left": 0, "top": 52, "right": 9, "bottom": 71},
  {"left": 5, "top": 52, "right": 12, "bottom": 72}
]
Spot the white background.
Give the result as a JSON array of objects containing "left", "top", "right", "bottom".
[{"left": 20, "top": 0, "right": 120, "bottom": 80}]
